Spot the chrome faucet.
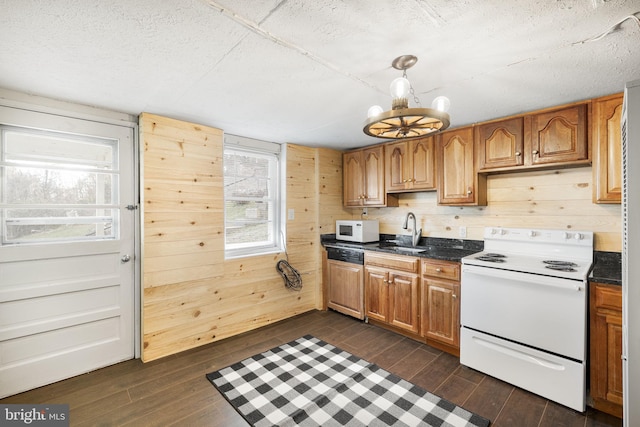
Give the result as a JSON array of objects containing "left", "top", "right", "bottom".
[{"left": 402, "top": 212, "right": 422, "bottom": 247}]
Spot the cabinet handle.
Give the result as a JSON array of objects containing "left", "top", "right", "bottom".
[{"left": 515, "top": 151, "right": 521, "bottom": 156}]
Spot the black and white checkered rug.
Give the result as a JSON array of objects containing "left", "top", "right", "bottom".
[{"left": 206, "top": 335, "right": 490, "bottom": 427}]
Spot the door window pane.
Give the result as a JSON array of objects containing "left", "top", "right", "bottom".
[{"left": 1, "top": 126, "right": 119, "bottom": 245}]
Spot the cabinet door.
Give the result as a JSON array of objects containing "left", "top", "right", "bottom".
[
  {"left": 410, "top": 137, "right": 436, "bottom": 190},
  {"left": 327, "top": 260, "right": 364, "bottom": 319},
  {"left": 437, "top": 127, "right": 485, "bottom": 205},
  {"left": 385, "top": 141, "right": 409, "bottom": 192},
  {"left": 365, "top": 266, "right": 389, "bottom": 322},
  {"left": 527, "top": 104, "right": 588, "bottom": 166},
  {"left": 476, "top": 117, "right": 524, "bottom": 171},
  {"left": 363, "top": 146, "right": 385, "bottom": 206},
  {"left": 343, "top": 151, "right": 364, "bottom": 206},
  {"left": 593, "top": 94, "right": 623, "bottom": 203},
  {"left": 388, "top": 272, "right": 420, "bottom": 334},
  {"left": 422, "top": 279, "right": 460, "bottom": 348},
  {"left": 590, "top": 283, "right": 623, "bottom": 417}
]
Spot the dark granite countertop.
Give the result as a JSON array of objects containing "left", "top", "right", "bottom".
[
  {"left": 322, "top": 234, "right": 622, "bottom": 284},
  {"left": 590, "top": 251, "right": 622, "bottom": 286},
  {"left": 322, "top": 234, "right": 483, "bottom": 263}
]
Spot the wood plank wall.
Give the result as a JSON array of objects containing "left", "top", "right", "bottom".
[
  {"left": 318, "top": 148, "right": 352, "bottom": 235},
  {"left": 352, "top": 167, "right": 621, "bottom": 252},
  {"left": 140, "top": 114, "right": 322, "bottom": 362}
]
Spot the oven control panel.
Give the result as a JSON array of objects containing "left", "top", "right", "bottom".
[{"left": 484, "top": 227, "right": 594, "bottom": 250}]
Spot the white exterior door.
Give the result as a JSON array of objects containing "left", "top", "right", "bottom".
[{"left": 0, "top": 105, "right": 136, "bottom": 398}]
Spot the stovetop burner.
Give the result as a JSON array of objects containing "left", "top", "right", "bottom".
[
  {"left": 545, "top": 265, "right": 577, "bottom": 272},
  {"left": 543, "top": 260, "right": 578, "bottom": 267},
  {"left": 543, "top": 260, "right": 578, "bottom": 272},
  {"left": 475, "top": 255, "right": 506, "bottom": 263}
]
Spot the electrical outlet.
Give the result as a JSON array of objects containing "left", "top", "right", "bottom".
[
  {"left": 362, "top": 208, "right": 368, "bottom": 216},
  {"left": 288, "top": 209, "right": 295, "bottom": 220},
  {"left": 459, "top": 226, "right": 467, "bottom": 238}
]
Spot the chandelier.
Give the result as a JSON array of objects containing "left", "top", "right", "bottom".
[{"left": 363, "top": 55, "right": 451, "bottom": 139}]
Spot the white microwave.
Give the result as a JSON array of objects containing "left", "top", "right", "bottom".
[{"left": 336, "top": 220, "right": 379, "bottom": 243}]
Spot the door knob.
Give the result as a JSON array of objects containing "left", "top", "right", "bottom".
[{"left": 121, "top": 254, "right": 131, "bottom": 263}]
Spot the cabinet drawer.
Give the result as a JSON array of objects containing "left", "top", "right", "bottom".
[
  {"left": 593, "top": 284, "right": 622, "bottom": 311},
  {"left": 421, "top": 259, "right": 460, "bottom": 281},
  {"left": 364, "top": 252, "right": 419, "bottom": 273}
]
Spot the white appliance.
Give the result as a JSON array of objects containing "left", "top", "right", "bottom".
[
  {"left": 335, "top": 220, "right": 379, "bottom": 243},
  {"left": 622, "top": 78, "right": 640, "bottom": 426},
  {"left": 460, "top": 227, "right": 593, "bottom": 412}
]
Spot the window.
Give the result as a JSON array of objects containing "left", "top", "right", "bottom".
[
  {"left": 0, "top": 125, "right": 119, "bottom": 245},
  {"left": 224, "top": 135, "right": 284, "bottom": 258}
]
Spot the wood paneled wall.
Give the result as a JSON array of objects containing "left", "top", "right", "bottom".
[
  {"left": 355, "top": 167, "right": 621, "bottom": 252},
  {"left": 318, "top": 148, "right": 352, "bottom": 235},
  {"left": 140, "top": 114, "right": 323, "bottom": 361}
]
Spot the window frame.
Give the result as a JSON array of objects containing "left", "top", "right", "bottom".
[{"left": 223, "top": 135, "right": 285, "bottom": 259}]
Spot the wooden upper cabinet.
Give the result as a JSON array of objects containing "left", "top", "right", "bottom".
[
  {"left": 385, "top": 137, "right": 436, "bottom": 192},
  {"left": 476, "top": 103, "right": 590, "bottom": 173},
  {"left": 410, "top": 138, "right": 437, "bottom": 190},
  {"left": 476, "top": 117, "right": 525, "bottom": 171},
  {"left": 385, "top": 141, "right": 408, "bottom": 192},
  {"left": 343, "top": 150, "right": 365, "bottom": 206},
  {"left": 525, "top": 103, "right": 589, "bottom": 166},
  {"left": 593, "top": 93, "right": 623, "bottom": 204},
  {"left": 343, "top": 146, "right": 397, "bottom": 207},
  {"left": 362, "top": 146, "right": 386, "bottom": 206},
  {"left": 437, "top": 126, "right": 487, "bottom": 206}
]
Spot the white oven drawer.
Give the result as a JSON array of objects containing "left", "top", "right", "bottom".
[
  {"left": 461, "top": 328, "right": 585, "bottom": 412},
  {"left": 461, "top": 264, "right": 587, "bottom": 360}
]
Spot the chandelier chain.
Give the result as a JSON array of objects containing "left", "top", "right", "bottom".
[{"left": 403, "top": 69, "right": 422, "bottom": 107}]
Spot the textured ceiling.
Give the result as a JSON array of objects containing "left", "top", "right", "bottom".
[{"left": 1, "top": 0, "right": 639, "bottom": 149}]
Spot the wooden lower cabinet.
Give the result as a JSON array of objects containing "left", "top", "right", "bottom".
[
  {"left": 326, "top": 259, "right": 364, "bottom": 320},
  {"left": 590, "top": 282, "right": 623, "bottom": 418},
  {"left": 420, "top": 259, "right": 461, "bottom": 354},
  {"left": 364, "top": 253, "right": 420, "bottom": 334}
]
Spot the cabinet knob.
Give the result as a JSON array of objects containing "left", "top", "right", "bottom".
[
  {"left": 532, "top": 150, "right": 539, "bottom": 155},
  {"left": 435, "top": 268, "right": 442, "bottom": 273},
  {"left": 452, "top": 294, "right": 457, "bottom": 299},
  {"left": 467, "top": 188, "right": 472, "bottom": 195},
  {"left": 515, "top": 151, "right": 521, "bottom": 156}
]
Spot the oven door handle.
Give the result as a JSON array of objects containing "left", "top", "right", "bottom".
[{"left": 462, "top": 265, "right": 584, "bottom": 292}]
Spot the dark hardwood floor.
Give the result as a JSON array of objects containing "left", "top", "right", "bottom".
[{"left": 1, "top": 309, "right": 623, "bottom": 426}]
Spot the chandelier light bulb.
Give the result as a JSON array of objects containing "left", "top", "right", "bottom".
[
  {"left": 390, "top": 77, "right": 411, "bottom": 100},
  {"left": 431, "top": 96, "right": 451, "bottom": 113},
  {"left": 367, "top": 105, "right": 384, "bottom": 118}
]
